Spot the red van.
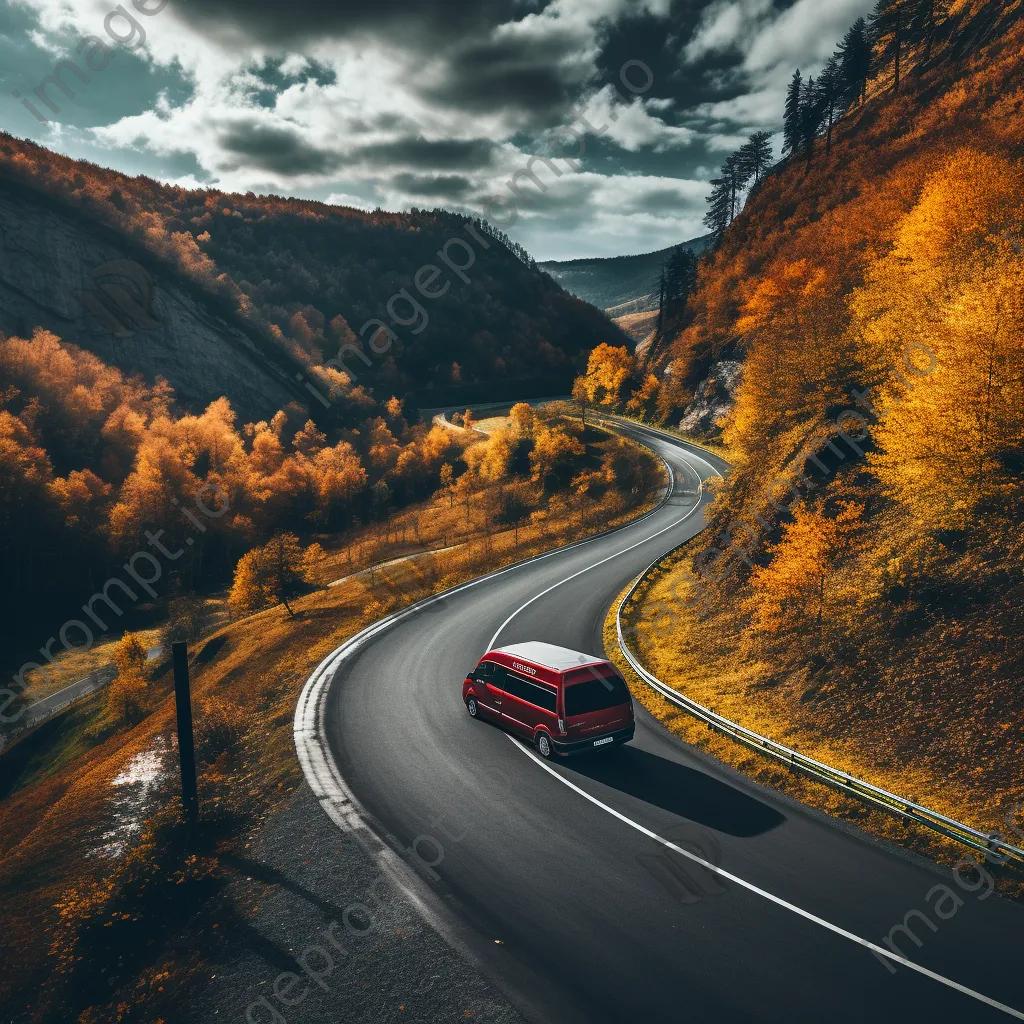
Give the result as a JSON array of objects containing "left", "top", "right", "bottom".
[{"left": 462, "top": 641, "right": 635, "bottom": 758}]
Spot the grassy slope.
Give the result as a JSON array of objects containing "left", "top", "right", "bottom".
[{"left": 608, "top": 535, "right": 1024, "bottom": 878}]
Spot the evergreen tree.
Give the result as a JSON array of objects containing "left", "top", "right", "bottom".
[
  {"left": 702, "top": 176, "right": 733, "bottom": 237},
  {"left": 737, "top": 131, "right": 774, "bottom": 187},
  {"left": 723, "top": 151, "right": 746, "bottom": 220},
  {"left": 871, "top": 0, "right": 912, "bottom": 94},
  {"left": 816, "top": 56, "right": 845, "bottom": 158},
  {"left": 660, "top": 246, "right": 699, "bottom": 338},
  {"left": 800, "top": 75, "right": 825, "bottom": 161},
  {"left": 911, "top": 0, "right": 950, "bottom": 59},
  {"left": 783, "top": 70, "right": 803, "bottom": 155},
  {"left": 838, "top": 18, "right": 872, "bottom": 106}
]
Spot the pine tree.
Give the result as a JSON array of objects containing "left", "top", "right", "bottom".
[
  {"left": 660, "top": 246, "right": 699, "bottom": 337},
  {"left": 783, "top": 70, "right": 803, "bottom": 155},
  {"left": 911, "top": 0, "right": 950, "bottom": 59},
  {"left": 800, "top": 76, "right": 826, "bottom": 162},
  {"left": 871, "top": 0, "right": 912, "bottom": 94},
  {"left": 723, "top": 151, "right": 746, "bottom": 220},
  {"left": 702, "top": 177, "right": 733, "bottom": 237},
  {"left": 816, "top": 56, "right": 845, "bottom": 158},
  {"left": 737, "top": 131, "right": 773, "bottom": 186},
  {"left": 838, "top": 18, "right": 872, "bottom": 106}
]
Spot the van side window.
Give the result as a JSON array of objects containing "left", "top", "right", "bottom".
[
  {"left": 478, "top": 662, "right": 494, "bottom": 679},
  {"left": 502, "top": 672, "right": 557, "bottom": 713}
]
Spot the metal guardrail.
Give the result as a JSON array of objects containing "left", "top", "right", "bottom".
[{"left": 615, "top": 544, "right": 1024, "bottom": 868}]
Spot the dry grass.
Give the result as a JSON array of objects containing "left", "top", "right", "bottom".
[
  {"left": 613, "top": 309, "right": 659, "bottom": 343},
  {"left": 607, "top": 547, "right": 1024, "bottom": 878},
  {"left": 0, "top": 424, "right": 666, "bottom": 1023}
]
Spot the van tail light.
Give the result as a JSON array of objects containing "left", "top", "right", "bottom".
[{"left": 557, "top": 718, "right": 566, "bottom": 735}]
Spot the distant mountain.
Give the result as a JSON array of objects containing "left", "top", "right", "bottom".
[{"left": 539, "top": 234, "right": 714, "bottom": 313}]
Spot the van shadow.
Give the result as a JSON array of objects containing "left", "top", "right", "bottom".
[{"left": 563, "top": 745, "right": 784, "bottom": 837}]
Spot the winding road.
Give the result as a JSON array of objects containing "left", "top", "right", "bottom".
[{"left": 296, "top": 419, "right": 1024, "bottom": 1024}]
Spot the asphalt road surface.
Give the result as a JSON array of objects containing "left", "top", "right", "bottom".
[{"left": 305, "top": 420, "right": 1024, "bottom": 1024}]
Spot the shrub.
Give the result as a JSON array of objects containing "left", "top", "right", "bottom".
[{"left": 193, "top": 698, "right": 252, "bottom": 765}]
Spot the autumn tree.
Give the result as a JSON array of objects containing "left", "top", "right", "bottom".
[
  {"left": 529, "top": 426, "right": 586, "bottom": 490},
  {"left": 439, "top": 462, "right": 455, "bottom": 506},
  {"left": 509, "top": 402, "right": 535, "bottom": 437},
  {"left": 852, "top": 149, "right": 1024, "bottom": 534},
  {"left": 655, "top": 361, "right": 693, "bottom": 425},
  {"left": 229, "top": 532, "right": 315, "bottom": 617},
  {"left": 728, "top": 259, "right": 862, "bottom": 457},
  {"left": 575, "top": 344, "right": 634, "bottom": 410},
  {"left": 572, "top": 375, "right": 591, "bottom": 427},
  {"left": 107, "top": 631, "right": 149, "bottom": 724},
  {"left": 745, "top": 502, "right": 862, "bottom": 651},
  {"left": 626, "top": 374, "right": 660, "bottom": 421}
]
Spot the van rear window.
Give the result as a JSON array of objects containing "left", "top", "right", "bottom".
[{"left": 564, "top": 674, "right": 630, "bottom": 716}]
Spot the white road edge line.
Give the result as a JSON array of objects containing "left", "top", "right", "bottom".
[
  {"left": 506, "top": 739, "right": 1024, "bottom": 1019},
  {"left": 487, "top": 450, "right": 705, "bottom": 651}
]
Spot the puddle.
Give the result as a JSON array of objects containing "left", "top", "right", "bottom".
[{"left": 89, "top": 739, "right": 168, "bottom": 859}]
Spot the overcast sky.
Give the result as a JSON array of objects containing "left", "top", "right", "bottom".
[{"left": 2, "top": 0, "right": 873, "bottom": 260}]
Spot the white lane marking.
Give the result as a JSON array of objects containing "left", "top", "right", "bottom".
[
  {"left": 508, "top": 735, "right": 1024, "bottom": 1020},
  {"left": 487, "top": 447, "right": 704, "bottom": 652}
]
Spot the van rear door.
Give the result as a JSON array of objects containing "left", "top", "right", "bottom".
[{"left": 563, "top": 669, "right": 632, "bottom": 741}]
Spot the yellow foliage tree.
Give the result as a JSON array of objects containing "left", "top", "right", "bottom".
[
  {"left": 108, "top": 631, "right": 149, "bottom": 724},
  {"left": 728, "top": 259, "right": 861, "bottom": 457},
  {"left": 852, "top": 149, "right": 1024, "bottom": 532},
  {"left": 575, "top": 344, "right": 634, "bottom": 408},
  {"left": 228, "top": 533, "right": 319, "bottom": 617},
  {"left": 745, "top": 502, "right": 862, "bottom": 650},
  {"left": 529, "top": 426, "right": 585, "bottom": 488},
  {"left": 509, "top": 402, "right": 535, "bottom": 437}
]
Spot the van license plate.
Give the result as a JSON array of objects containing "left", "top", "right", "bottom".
[{"left": 593, "top": 736, "right": 614, "bottom": 747}]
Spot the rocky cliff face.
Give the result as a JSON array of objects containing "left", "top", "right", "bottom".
[
  {"left": 678, "top": 359, "right": 742, "bottom": 437},
  {"left": 0, "top": 185, "right": 309, "bottom": 422}
]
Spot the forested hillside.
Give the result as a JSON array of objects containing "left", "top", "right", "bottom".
[
  {"left": 0, "top": 135, "right": 631, "bottom": 648},
  {"left": 0, "top": 134, "right": 625, "bottom": 409},
  {"left": 582, "top": 0, "right": 1024, "bottom": 823}
]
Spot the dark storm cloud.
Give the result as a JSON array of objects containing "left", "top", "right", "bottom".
[
  {"left": 419, "top": 29, "right": 592, "bottom": 128},
  {"left": 355, "top": 137, "right": 499, "bottom": 172},
  {"left": 389, "top": 172, "right": 475, "bottom": 200},
  {"left": 620, "top": 186, "right": 703, "bottom": 214},
  {"left": 217, "top": 121, "right": 344, "bottom": 174},
  {"left": 175, "top": 0, "right": 549, "bottom": 49}
]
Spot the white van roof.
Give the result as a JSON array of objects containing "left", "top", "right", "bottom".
[{"left": 494, "top": 642, "right": 606, "bottom": 673}]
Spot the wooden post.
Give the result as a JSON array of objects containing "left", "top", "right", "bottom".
[{"left": 172, "top": 641, "right": 199, "bottom": 825}]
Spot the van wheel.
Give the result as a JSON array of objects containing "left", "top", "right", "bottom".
[
  {"left": 536, "top": 732, "right": 553, "bottom": 758},
  {"left": 467, "top": 697, "right": 479, "bottom": 718}
]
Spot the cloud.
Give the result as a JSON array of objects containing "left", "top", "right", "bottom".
[
  {"left": 683, "top": 0, "right": 773, "bottom": 63},
  {"left": 13, "top": 0, "right": 877, "bottom": 259}
]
